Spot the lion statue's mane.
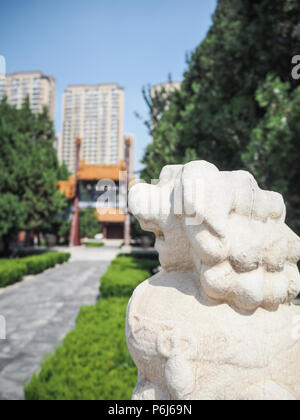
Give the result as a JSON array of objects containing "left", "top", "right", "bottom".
[{"left": 130, "top": 161, "right": 300, "bottom": 313}]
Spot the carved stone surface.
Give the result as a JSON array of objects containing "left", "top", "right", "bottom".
[{"left": 126, "top": 161, "right": 300, "bottom": 400}]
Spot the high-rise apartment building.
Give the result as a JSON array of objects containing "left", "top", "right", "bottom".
[
  {"left": 151, "top": 81, "right": 181, "bottom": 98},
  {"left": 55, "top": 133, "right": 62, "bottom": 160},
  {"left": 0, "top": 71, "right": 55, "bottom": 119},
  {"left": 150, "top": 81, "right": 181, "bottom": 125},
  {"left": 60, "top": 83, "right": 124, "bottom": 173}
]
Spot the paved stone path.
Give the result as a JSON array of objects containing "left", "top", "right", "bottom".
[{"left": 0, "top": 245, "right": 120, "bottom": 400}]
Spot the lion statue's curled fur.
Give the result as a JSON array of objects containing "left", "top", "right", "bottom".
[{"left": 130, "top": 160, "right": 300, "bottom": 313}]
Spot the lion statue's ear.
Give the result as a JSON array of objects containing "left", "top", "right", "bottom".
[
  {"left": 182, "top": 161, "right": 233, "bottom": 238},
  {"left": 158, "top": 165, "right": 183, "bottom": 185}
]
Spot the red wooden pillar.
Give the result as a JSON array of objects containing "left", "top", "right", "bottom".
[
  {"left": 69, "top": 138, "right": 81, "bottom": 247},
  {"left": 124, "top": 137, "right": 132, "bottom": 247}
]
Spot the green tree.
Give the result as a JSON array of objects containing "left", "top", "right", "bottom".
[
  {"left": 49, "top": 209, "right": 102, "bottom": 244},
  {"left": 22, "top": 105, "right": 67, "bottom": 237},
  {"left": 0, "top": 98, "right": 68, "bottom": 255},
  {"left": 141, "top": 0, "right": 300, "bottom": 172},
  {"left": 58, "top": 162, "right": 70, "bottom": 181},
  {"left": 141, "top": 83, "right": 184, "bottom": 181},
  {"left": 80, "top": 209, "right": 101, "bottom": 239},
  {"left": 243, "top": 75, "right": 300, "bottom": 233},
  {"left": 0, "top": 99, "right": 29, "bottom": 254},
  {"left": 54, "top": 216, "right": 71, "bottom": 245},
  {"left": 141, "top": 0, "right": 300, "bottom": 228}
]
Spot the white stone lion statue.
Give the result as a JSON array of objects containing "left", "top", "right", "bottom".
[{"left": 126, "top": 161, "right": 300, "bottom": 400}]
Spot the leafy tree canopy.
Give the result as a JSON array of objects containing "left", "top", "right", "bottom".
[
  {"left": 80, "top": 208, "right": 102, "bottom": 239},
  {"left": 242, "top": 75, "right": 300, "bottom": 232},
  {"left": 141, "top": 0, "right": 300, "bottom": 233},
  {"left": 0, "top": 98, "right": 68, "bottom": 253}
]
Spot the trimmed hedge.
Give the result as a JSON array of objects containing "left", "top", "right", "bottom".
[
  {"left": 25, "top": 298, "right": 137, "bottom": 400},
  {"left": 24, "top": 253, "right": 159, "bottom": 400},
  {"left": 22, "top": 252, "right": 70, "bottom": 275},
  {"left": 0, "top": 252, "right": 71, "bottom": 288},
  {"left": 0, "top": 261, "right": 27, "bottom": 287},
  {"left": 85, "top": 242, "right": 105, "bottom": 248},
  {"left": 100, "top": 255, "right": 158, "bottom": 298}
]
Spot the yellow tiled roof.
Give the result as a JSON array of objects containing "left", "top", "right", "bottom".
[
  {"left": 77, "top": 161, "right": 126, "bottom": 181},
  {"left": 96, "top": 209, "right": 126, "bottom": 223},
  {"left": 59, "top": 162, "right": 126, "bottom": 199}
]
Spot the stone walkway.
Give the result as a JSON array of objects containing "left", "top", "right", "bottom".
[{"left": 0, "top": 245, "right": 120, "bottom": 400}]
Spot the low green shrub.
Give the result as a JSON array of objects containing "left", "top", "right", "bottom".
[
  {"left": 85, "top": 242, "right": 105, "bottom": 248},
  {"left": 25, "top": 298, "right": 137, "bottom": 400},
  {"left": 24, "top": 253, "right": 159, "bottom": 400},
  {"left": 100, "top": 255, "right": 159, "bottom": 298},
  {"left": 0, "top": 260, "right": 27, "bottom": 287},
  {"left": 0, "top": 252, "right": 71, "bottom": 287},
  {"left": 22, "top": 252, "right": 71, "bottom": 275}
]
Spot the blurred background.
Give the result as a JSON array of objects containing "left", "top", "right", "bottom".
[{"left": 0, "top": 0, "right": 299, "bottom": 401}]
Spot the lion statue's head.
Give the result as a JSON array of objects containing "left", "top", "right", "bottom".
[{"left": 129, "top": 161, "right": 300, "bottom": 313}]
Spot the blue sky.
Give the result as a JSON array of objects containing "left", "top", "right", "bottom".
[{"left": 0, "top": 0, "right": 217, "bottom": 171}]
